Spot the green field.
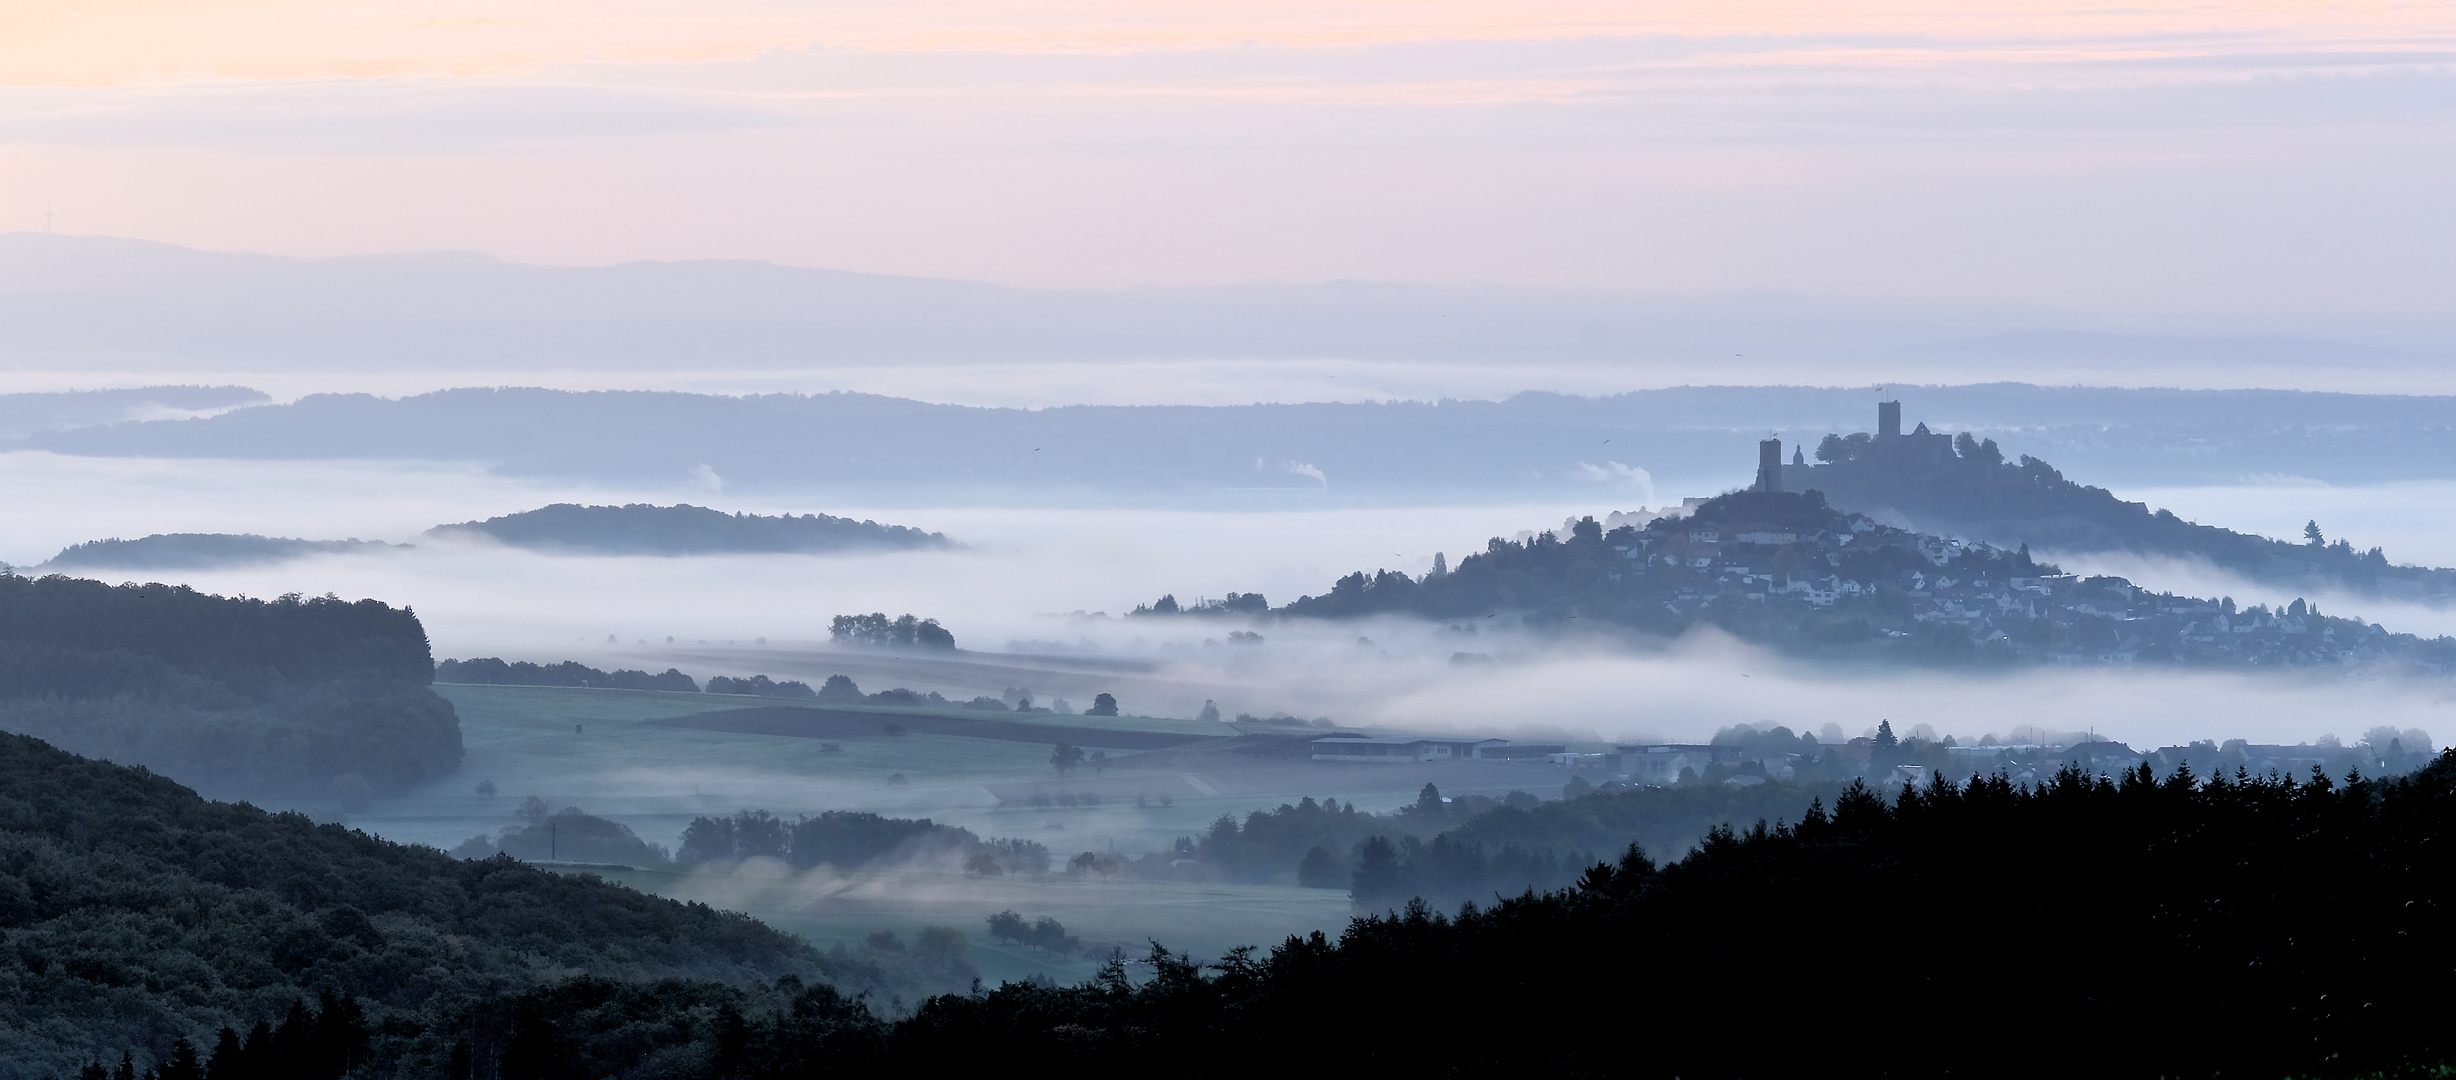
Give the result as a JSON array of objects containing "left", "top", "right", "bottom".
[{"left": 309, "top": 682, "right": 1525, "bottom": 975}]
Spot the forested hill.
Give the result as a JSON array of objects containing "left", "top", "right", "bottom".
[
  {"left": 0, "top": 574, "right": 461, "bottom": 798},
  {"left": 66, "top": 750, "right": 2456, "bottom": 1077},
  {"left": 42, "top": 533, "right": 397, "bottom": 572},
  {"left": 428, "top": 503, "right": 950, "bottom": 555},
  {"left": 1797, "top": 426, "right": 2456, "bottom": 603},
  {"left": 1148, "top": 490, "right": 2455, "bottom": 672},
  {"left": 0, "top": 733, "right": 829, "bottom": 1077}
]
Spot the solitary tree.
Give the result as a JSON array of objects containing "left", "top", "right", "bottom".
[
  {"left": 1051, "top": 742, "right": 1085, "bottom": 776},
  {"left": 1087, "top": 693, "right": 1120, "bottom": 717},
  {"left": 2306, "top": 520, "right": 2326, "bottom": 546}
]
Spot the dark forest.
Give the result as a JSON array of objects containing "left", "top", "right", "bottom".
[{"left": 0, "top": 574, "right": 461, "bottom": 799}]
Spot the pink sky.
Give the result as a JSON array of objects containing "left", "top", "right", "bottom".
[{"left": 3, "top": 0, "right": 2451, "bottom": 316}]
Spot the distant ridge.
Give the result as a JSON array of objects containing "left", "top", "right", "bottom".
[
  {"left": 28, "top": 383, "right": 2456, "bottom": 497},
  {"left": 426, "top": 502, "right": 951, "bottom": 555},
  {"left": 0, "top": 384, "right": 267, "bottom": 439}
]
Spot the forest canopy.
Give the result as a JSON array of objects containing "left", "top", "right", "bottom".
[
  {"left": 55, "top": 743, "right": 2456, "bottom": 1078},
  {"left": 427, "top": 503, "right": 950, "bottom": 555},
  {"left": 41, "top": 534, "right": 398, "bottom": 572},
  {"left": 0, "top": 732, "right": 829, "bottom": 1077},
  {"left": 0, "top": 573, "right": 461, "bottom": 798}
]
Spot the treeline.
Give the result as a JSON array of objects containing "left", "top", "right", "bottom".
[
  {"left": 450, "top": 797, "right": 673, "bottom": 866},
  {"left": 428, "top": 503, "right": 952, "bottom": 555},
  {"left": 983, "top": 911, "right": 1082, "bottom": 956},
  {"left": 0, "top": 574, "right": 460, "bottom": 798},
  {"left": 1131, "top": 514, "right": 1664, "bottom": 626},
  {"left": 434, "top": 660, "right": 989, "bottom": 704},
  {"left": 89, "top": 751, "right": 2456, "bottom": 1076},
  {"left": 434, "top": 657, "right": 701, "bottom": 692},
  {"left": 1131, "top": 775, "right": 1844, "bottom": 912},
  {"left": 829, "top": 613, "right": 955, "bottom": 650},
  {"left": 1128, "top": 593, "right": 1269, "bottom": 617},
  {"left": 705, "top": 675, "right": 818, "bottom": 698},
  {"left": 64, "top": 991, "right": 373, "bottom": 1080},
  {"left": 675, "top": 808, "right": 1051, "bottom": 875}
]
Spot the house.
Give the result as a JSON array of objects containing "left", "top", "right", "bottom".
[{"left": 1617, "top": 744, "right": 1743, "bottom": 784}]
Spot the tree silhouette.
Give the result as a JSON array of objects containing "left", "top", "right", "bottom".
[{"left": 1051, "top": 742, "right": 1085, "bottom": 776}]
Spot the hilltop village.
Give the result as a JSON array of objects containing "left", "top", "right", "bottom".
[
  {"left": 1603, "top": 438, "right": 2422, "bottom": 669},
  {"left": 1603, "top": 493, "right": 2415, "bottom": 669},
  {"left": 1154, "top": 403, "right": 2455, "bottom": 674}
]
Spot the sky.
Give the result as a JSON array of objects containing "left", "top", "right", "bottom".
[{"left": 4, "top": 0, "right": 2454, "bottom": 321}]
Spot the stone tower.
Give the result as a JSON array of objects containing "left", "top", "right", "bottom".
[
  {"left": 1757, "top": 438, "right": 1784, "bottom": 493},
  {"left": 1878, "top": 400, "right": 1902, "bottom": 438}
]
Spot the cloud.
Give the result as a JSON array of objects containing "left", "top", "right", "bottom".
[
  {"left": 6, "top": 448, "right": 2443, "bottom": 757},
  {"left": 4, "top": 6, "right": 2455, "bottom": 315}
]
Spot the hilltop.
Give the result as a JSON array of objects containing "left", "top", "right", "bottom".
[
  {"left": 428, "top": 503, "right": 951, "bottom": 555},
  {"left": 1142, "top": 488, "right": 2456, "bottom": 673},
  {"left": 1786, "top": 400, "right": 2456, "bottom": 603},
  {"left": 0, "top": 573, "right": 462, "bottom": 799}
]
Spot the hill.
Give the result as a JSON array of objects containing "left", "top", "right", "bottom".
[
  {"left": 0, "top": 573, "right": 461, "bottom": 798},
  {"left": 0, "top": 732, "right": 829, "bottom": 1079},
  {"left": 41, "top": 534, "right": 398, "bottom": 571},
  {"left": 1790, "top": 401, "right": 2456, "bottom": 603},
  {"left": 1148, "top": 489, "right": 2456, "bottom": 672},
  {"left": 0, "top": 386, "right": 266, "bottom": 441},
  {"left": 65, "top": 749, "right": 2456, "bottom": 1077},
  {"left": 427, "top": 503, "right": 950, "bottom": 555}
]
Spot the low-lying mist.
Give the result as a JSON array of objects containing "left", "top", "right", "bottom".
[{"left": 3, "top": 452, "right": 2447, "bottom": 757}]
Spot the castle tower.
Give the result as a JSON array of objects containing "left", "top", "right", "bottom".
[
  {"left": 1757, "top": 438, "right": 1783, "bottom": 493},
  {"left": 1878, "top": 400, "right": 1902, "bottom": 438}
]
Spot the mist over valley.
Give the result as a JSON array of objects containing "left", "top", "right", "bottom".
[{"left": 9, "top": 3, "right": 2456, "bottom": 1065}]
